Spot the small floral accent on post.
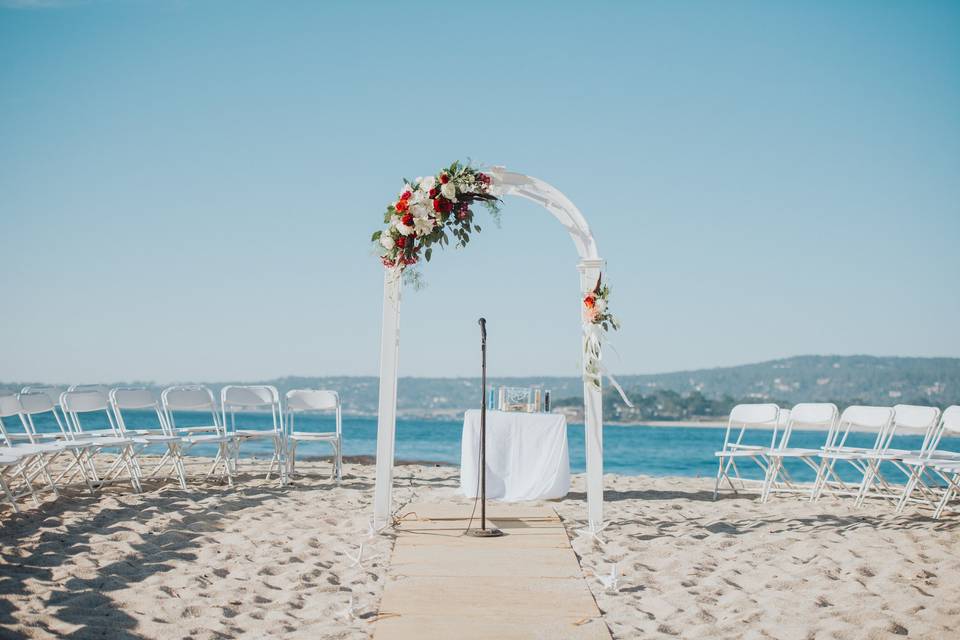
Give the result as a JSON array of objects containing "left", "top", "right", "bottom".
[
  {"left": 371, "top": 161, "right": 501, "bottom": 272},
  {"left": 583, "top": 275, "right": 619, "bottom": 332}
]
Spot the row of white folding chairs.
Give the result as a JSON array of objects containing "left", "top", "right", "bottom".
[
  {"left": 0, "top": 385, "right": 342, "bottom": 513},
  {"left": 714, "top": 402, "right": 960, "bottom": 518}
]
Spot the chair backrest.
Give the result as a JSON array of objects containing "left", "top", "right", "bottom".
[
  {"left": 110, "top": 387, "right": 170, "bottom": 435},
  {"left": 0, "top": 395, "right": 21, "bottom": 419},
  {"left": 0, "top": 395, "right": 24, "bottom": 446},
  {"left": 286, "top": 389, "right": 339, "bottom": 412},
  {"left": 285, "top": 389, "right": 341, "bottom": 435},
  {"left": 923, "top": 405, "right": 960, "bottom": 455},
  {"left": 888, "top": 404, "right": 941, "bottom": 452},
  {"left": 221, "top": 385, "right": 281, "bottom": 434},
  {"left": 61, "top": 389, "right": 110, "bottom": 413},
  {"left": 20, "top": 386, "right": 65, "bottom": 407},
  {"left": 18, "top": 392, "right": 57, "bottom": 415},
  {"left": 67, "top": 384, "right": 111, "bottom": 395},
  {"left": 17, "top": 391, "right": 72, "bottom": 439},
  {"left": 161, "top": 385, "right": 223, "bottom": 434},
  {"left": 777, "top": 403, "right": 838, "bottom": 450},
  {"left": 721, "top": 403, "right": 780, "bottom": 451},
  {"left": 162, "top": 386, "right": 216, "bottom": 411},
  {"left": 940, "top": 406, "right": 960, "bottom": 435},
  {"left": 60, "top": 389, "right": 121, "bottom": 436},
  {"left": 827, "top": 405, "right": 894, "bottom": 451},
  {"left": 222, "top": 385, "right": 278, "bottom": 409},
  {"left": 111, "top": 388, "right": 158, "bottom": 410}
]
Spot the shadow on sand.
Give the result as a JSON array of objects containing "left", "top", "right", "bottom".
[{"left": 0, "top": 473, "right": 341, "bottom": 639}]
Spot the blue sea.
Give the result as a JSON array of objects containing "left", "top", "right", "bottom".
[{"left": 24, "top": 410, "right": 960, "bottom": 484}]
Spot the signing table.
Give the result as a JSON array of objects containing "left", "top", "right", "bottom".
[{"left": 460, "top": 409, "right": 570, "bottom": 501}]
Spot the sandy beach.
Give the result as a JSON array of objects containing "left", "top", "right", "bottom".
[{"left": 1, "top": 457, "right": 958, "bottom": 639}]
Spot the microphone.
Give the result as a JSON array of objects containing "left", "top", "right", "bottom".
[{"left": 478, "top": 317, "right": 487, "bottom": 341}]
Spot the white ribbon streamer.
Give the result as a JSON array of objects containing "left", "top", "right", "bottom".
[{"left": 583, "top": 325, "right": 634, "bottom": 408}]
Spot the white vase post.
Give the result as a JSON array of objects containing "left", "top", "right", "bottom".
[
  {"left": 579, "top": 258, "right": 606, "bottom": 532},
  {"left": 372, "top": 269, "right": 402, "bottom": 530}
]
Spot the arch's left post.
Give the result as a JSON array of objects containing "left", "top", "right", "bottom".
[{"left": 373, "top": 269, "right": 402, "bottom": 531}]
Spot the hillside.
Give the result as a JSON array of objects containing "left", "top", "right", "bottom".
[
  {"left": 614, "top": 355, "right": 959, "bottom": 405},
  {"left": 3, "top": 356, "right": 957, "bottom": 419}
]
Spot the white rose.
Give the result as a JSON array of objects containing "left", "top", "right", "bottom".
[
  {"left": 380, "top": 234, "right": 395, "bottom": 250},
  {"left": 420, "top": 176, "right": 436, "bottom": 192},
  {"left": 440, "top": 181, "right": 457, "bottom": 201},
  {"left": 410, "top": 201, "right": 431, "bottom": 217},
  {"left": 413, "top": 216, "right": 435, "bottom": 236}
]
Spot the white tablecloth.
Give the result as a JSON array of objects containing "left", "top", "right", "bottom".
[{"left": 460, "top": 409, "right": 570, "bottom": 501}]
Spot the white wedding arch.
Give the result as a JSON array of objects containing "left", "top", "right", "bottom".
[{"left": 372, "top": 166, "right": 607, "bottom": 532}]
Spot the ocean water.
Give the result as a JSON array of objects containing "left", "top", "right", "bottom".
[{"left": 21, "top": 409, "right": 960, "bottom": 484}]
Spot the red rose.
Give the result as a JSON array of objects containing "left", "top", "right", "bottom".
[
  {"left": 396, "top": 236, "right": 407, "bottom": 248},
  {"left": 477, "top": 172, "right": 489, "bottom": 184},
  {"left": 584, "top": 295, "right": 596, "bottom": 309},
  {"left": 429, "top": 187, "right": 438, "bottom": 198},
  {"left": 440, "top": 198, "right": 453, "bottom": 214},
  {"left": 400, "top": 190, "right": 412, "bottom": 201},
  {"left": 439, "top": 173, "right": 449, "bottom": 184},
  {"left": 395, "top": 199, "right": 408, "bottom": 213},
  {"left": 432, "top": 198, "right": 442, "bottom": 212},
  {"left": 401, "top": 213, "right": 414, "bottom": 226}
]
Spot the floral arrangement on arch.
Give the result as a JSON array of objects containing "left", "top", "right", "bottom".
[
  {"left": 371, "top": 161, "right": 500, "bottom": 270},
  {"left": 583, "top": 276, "right": 619, "bottom": 332}
]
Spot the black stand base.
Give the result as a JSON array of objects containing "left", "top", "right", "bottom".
[{"left": 466, "top": 527, "right": 505, "bottom": 538}]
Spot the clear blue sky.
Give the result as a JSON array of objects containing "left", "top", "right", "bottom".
[{"left": 1, "top": 1, "right": 958, "bottom": 383}]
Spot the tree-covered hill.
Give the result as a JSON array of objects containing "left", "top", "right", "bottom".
[{"left": 4, "top": 356, "right": 958, "bottom": 419}]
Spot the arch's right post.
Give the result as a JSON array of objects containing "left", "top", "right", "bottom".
[{"left": 578, "top": 258, "right": 605, "bottom": 531}]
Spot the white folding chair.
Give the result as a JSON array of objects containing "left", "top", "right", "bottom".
[
  {"left": 761, "top": 403, "right": 839, "bottom": 502},
  {"left": 221, "top": 385, "right": 286, "bottom": 486},
  {"left": 110, "top": 388, "right": 188, "bottom": 490},
  {"left": 811, "top": 406, "right": 894, "bottom": 502},
  {"left": 0, "top": 396, "right": 55, "bottom": 510},
  {"left": 0, "top": 449, "right": 40, "bottom": 513},
  {"left": 161, "top": 385, "right": 235, "bottom": 487},
  {"left": 896, "top": 406, "right": 960, "bottom": 515},
  {"left": 2, "top": 394, "right": 90, "bottom": 499},
  {"left": 17, "top": 392, "right": 98, "bottom": 493},
  {"left": 285, "top": 389, "right": 342, "bottom": 482},
  {"left": 713, "top": 403, "right": 781, "bottom": 499},
  {"left": 855, "top": 404, "right": 941, "bottom": 507},
  {"left": 60, "top": 389, "right": 142, "bottom": 493}
]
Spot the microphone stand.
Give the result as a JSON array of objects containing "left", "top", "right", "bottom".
[{"left": 467, "top": 317, "right": 503, "bottom": 538}]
